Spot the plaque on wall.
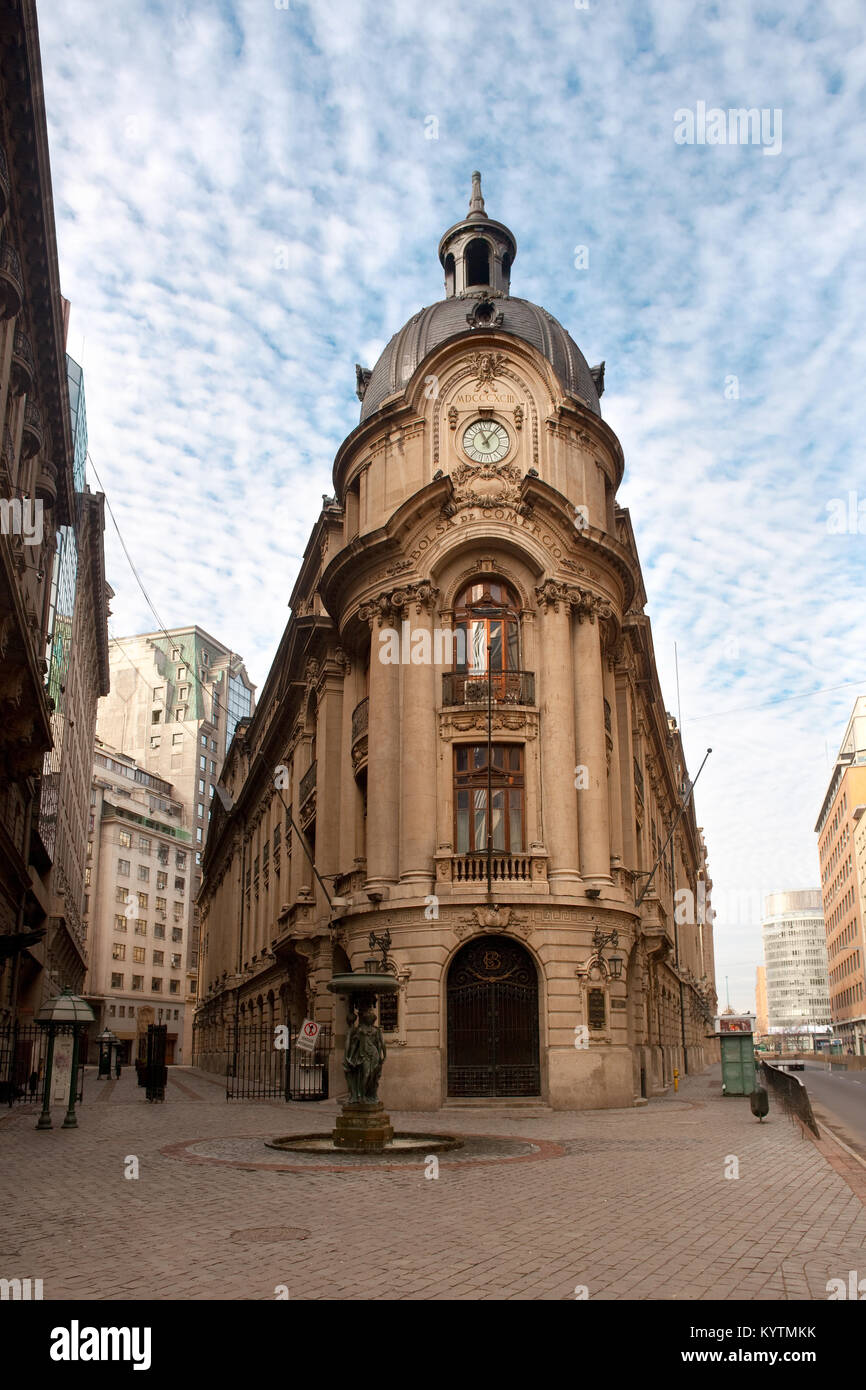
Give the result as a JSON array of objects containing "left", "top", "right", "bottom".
[{"left": 588, "top": 988, "right": 606, "bottom": 1031}]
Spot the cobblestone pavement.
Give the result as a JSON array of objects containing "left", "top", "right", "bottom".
[{"left": 1, "top": 1063, "right": 864, "bottom": 1301}]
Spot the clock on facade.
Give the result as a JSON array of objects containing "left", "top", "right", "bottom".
[{"left": 461, "top": 418, "right": 510, "bottom": 464}]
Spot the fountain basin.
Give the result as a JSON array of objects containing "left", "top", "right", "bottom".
[
  {"left": 327, "top": 972, "right": 398, "bottom": 995},
  {"left": 266, "top": 1132, "right": 462, "bottom": 1156}
]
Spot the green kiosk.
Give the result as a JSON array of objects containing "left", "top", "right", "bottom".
[{"left": 716, "top": 1013, "right": 757, "bottom": 1096}]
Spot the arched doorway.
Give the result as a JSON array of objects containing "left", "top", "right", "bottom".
[{"left": 446, "top": 935, "right": 540, "bottom": 1097}]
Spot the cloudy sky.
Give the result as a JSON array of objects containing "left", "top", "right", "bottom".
[{"left": 37, "top": 0, "right": 866, "bottom": 1011}]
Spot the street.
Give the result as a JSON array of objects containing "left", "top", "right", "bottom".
[{"left": 800, "top": 1063, "right": 866, "bottom": 1161}]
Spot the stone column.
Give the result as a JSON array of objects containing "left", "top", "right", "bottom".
[
  {"left": 314, "top": 655, "right": 345, "bottom": 917},
  {"left": 399, "top": 585, "right": 438, "bottom": 894},
  {"left": 361, "top": 593, "right": 400, "bottom": 895},
  {"left": 615, "top": 675, "right": 636, "bottom": 870},
  {"left": 339, "top": 656, "right": 361, "bottom": 874},
  {"left": 602, "top": 651, "right": 624, "bottom": 872},
  {"left": 572, "top": 592, "right": 612, "bottom": 888},
  {"left": 535, "top": 582, "right": 580, "bottom": 895}
]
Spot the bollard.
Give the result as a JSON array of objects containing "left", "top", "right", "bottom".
[{"left": 673, "top": 1067, "right": 679, "bottom": 1092}]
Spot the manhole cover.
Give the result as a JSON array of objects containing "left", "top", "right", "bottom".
[{"left": 230, "top": 1227, "right": 310, "bottom": 1243}]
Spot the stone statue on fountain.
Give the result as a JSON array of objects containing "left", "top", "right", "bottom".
[{"left": 343, "top": 1007, "right": 386, "bottom": 1103}]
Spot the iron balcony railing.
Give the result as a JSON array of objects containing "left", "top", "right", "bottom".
[
  {"left": 442, "top": 670, "right": 535, "bottom": 708},
  {"left": 13, "top": 329, "right": 34, "bottom": 373},
  {"left": 0, "top": 240, "right": 22, "bottom": 286},
  {"left": 299, "top": 760, "right": 317, "bottom": 806}
]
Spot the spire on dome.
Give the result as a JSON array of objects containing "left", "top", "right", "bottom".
[
  {"left": 467, "top": 170, "right": 486, "bottom": 220},
  {"left": 438, "top": 172, "right": 517, "bottom": 298}
]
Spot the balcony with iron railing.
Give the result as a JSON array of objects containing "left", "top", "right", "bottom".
[
  {"left": 351, "top": 696, "right": 369, "bottom": 776},
  {"left": 299, "top": 760, "right": 317, "bottom": 828},
  {"left": 0, "top": 425, "right": 13, "bottom": 486},
  {"left": 442, "top": 670, "right": 535, "bottom": 708},
  {"left": 0, "top": 240, "right": 23, "bottom": 320},
  {"left": 11, "top": 329, "right": 34, "bottom": 395},
  {"left": 21, "top": 400, "right": 43, "bottom": 460}
]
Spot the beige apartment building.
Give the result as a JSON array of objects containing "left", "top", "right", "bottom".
[
  {"left": 755, "top": 965, "right": 768, "bottom": 1037},
  {"left": 95, "top": 627, "right": 254, "bottom": 1058},
  {"left": 84, "top": 745, "right": 192, "bottom": 1063},
  {"left": 0, "top": 3, "right": 109, "bottom": 1036},
  {"left": 816, "top": 696, "right": 866, "bottom": 1055},
  {"left": 195, "top": 175, "right": 718, "bottom": 1110}
]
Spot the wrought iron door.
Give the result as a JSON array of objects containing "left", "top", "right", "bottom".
[{"left": 447, "top": 936, "right": 540, "bottom": 1097}]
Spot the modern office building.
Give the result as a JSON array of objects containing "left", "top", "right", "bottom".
[
  {"left": 95, "top": 626, "right": 254, "bottom": 1058},
  {"left": 83, "top": 744, "right": 192, "bottom": 1063},
  {"left": 196, "top": 174, "right": 718, "bottom": 1110},
  {"left": 761, "top": 890, "right": 831, "bottom": 1035},
  {"left": 816, "top": 697, "right": 866, "bottom": 1055}
]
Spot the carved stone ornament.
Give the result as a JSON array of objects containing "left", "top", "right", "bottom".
[
  {"left": 441, "top": 708, "right": 537, "bottom": 739},
  {"left": 447, "top": 405, "right": 459, "bottom": 430},
  {"left": 456, "top": 905, "right": 532, "bottom": 940},
  {"left": 451, "top": 458, "right": 523, "bottom": 511},
  {"left": 469, "top": 350, "right": 506, "bottom": 385}
]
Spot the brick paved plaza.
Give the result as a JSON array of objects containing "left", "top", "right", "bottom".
[{"left": 1, "top": 1063, "right": 865, "bottom": 1302}]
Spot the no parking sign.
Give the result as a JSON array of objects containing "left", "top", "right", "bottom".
[{"left": 296, "top": 1018, "right": 320, "bottom": 1053}]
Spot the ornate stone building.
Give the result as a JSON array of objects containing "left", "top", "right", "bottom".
[
  {"left": 196, "top": 175, "right": 718, "bottom": 1109},
  {"left": 0, "top": 4, "right": 109, "bottom": 1026}
]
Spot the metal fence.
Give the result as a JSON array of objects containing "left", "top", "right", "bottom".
[
  {"left": 225, "top": 1025, "right": 332, "bottom": 1101},
  {"left": 0, "top": 1022, "right": 49, "bottom": 1105},
  {"left": 760, "top": 1060, "right": 820, "bottom": 1137}
]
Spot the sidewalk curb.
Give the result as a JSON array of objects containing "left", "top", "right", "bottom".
[{"left": 813, "top": 1115, "right": 866, "bottom": 1171}]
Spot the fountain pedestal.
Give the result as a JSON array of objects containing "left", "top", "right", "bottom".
[{"left": 333, "top": 1100, "right": 394, "bottom": 1151}]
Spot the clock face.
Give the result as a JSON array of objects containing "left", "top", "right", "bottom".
[{"left": 462, "top": 418, "right": 510, "bottom": 464}]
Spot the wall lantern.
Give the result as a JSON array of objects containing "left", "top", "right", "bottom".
[{"left": 591, "top": 926, "right": 623, "bottom": 981}]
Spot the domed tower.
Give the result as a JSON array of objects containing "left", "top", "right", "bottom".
[{"left": 198, "top": 175, "right": 717, "bottom": 1112}]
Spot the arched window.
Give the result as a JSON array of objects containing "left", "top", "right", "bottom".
[
  {"left": 444, "top": 252, "right": 456, "bottom": 296},
  {"left": 454, "top": 579, "right": 521, "bottom": 690},
  {"left": 465, "top": 238, "right": 491, "bottom": 286}
]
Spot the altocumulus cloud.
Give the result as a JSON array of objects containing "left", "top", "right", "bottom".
[{"left": 37, "top": 0, "right": 866, "bottom": 1007}]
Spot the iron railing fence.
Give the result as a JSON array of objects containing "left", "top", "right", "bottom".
[
  {"left": 225, "top": 1024, "right": 332, "bottom": 1101},
  {"left": 760, "top": 1060, "right": 820, "bottom": 1137},
  {"left": 0, "top": 1023, "right": 48, "bottom": 1105}
]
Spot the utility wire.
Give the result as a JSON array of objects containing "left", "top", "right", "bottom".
[{"left": 683, "top": 678, "right": 865, "bottom": 724}]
